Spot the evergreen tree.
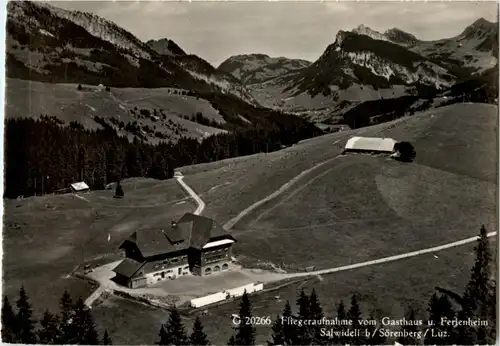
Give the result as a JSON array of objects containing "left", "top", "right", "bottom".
[
  {"left": 424, "top": 293, "right": 454, "bottom": 345},
  {"left": 37, "top": 310, "right": 60, "bottom": 344},
  {"left": 227, "top": 335, "right": 237, "bottom": 346},
  {"left": 451, "top": 304, "right": 474, "bottom": 345},
  {"left": 365, "top": 313, "right": 386, "bottom": 346},
  {"left": 438, "top": 294, "right": 455, "bottom": 341},
  {"left": 461, "top": 225, "right": 495, "bottom": 344},
  {"left": 58, "top": 290, "right": 75, "bottom": 344},
  {"left": 2, "top": 296, "right": 17, "bottom": 343},
  {"left": 148, "top": 152, "right": 169, "bottom": 179},
  {"left": 347, "top": 295, "right": 364, "bottom": 345},
  {"left": 16, "top": 286, "right": 37, "bottom": 344},
  {"left": 463, "top": 226, "right": 492, "bottom": 311},
  {"left": 159, "top": 309, "right": 188, "bottom": 345},
  {"left": 228, "top": 291, "right": 256, "bottom": 346},
  {"left": 332, "top": 300, "right": 347, "bottom": 345},
  {"left": 102, "top": 329, "right": 113, "bottom": 345},
  {"left": 397, "top": 308, "right": 420, "bottom": 345},
  {"left": 71, "top": 298, "right": 100, "bottom": 345},
  {"left": 309, "top": 289, "right": 325, "bottom": 345},
  {"left": 281, "top": 301, "right": 296, "bottom": 345},
  {"left": 295, "top": 289, "right": 311, "bottom": 344},
  {"left": 157, "top": 325, "right": 169, "bottom": 345},
  {"left": 269, "top": 314, "right": 284, "bottom": 346},
  {"left": 115, "top": 181, "right": 124, "bottom": 198},
  {"left": 189, "top": 317, "right": 209, "bottom": 345},
  {"left": 487, "top": 278, "right": 497, "bottom": 343},
  {"left": 125, "top": 143, "right": 143, "bottom": 177}
]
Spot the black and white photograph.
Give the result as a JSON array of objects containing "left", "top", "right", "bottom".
[{"left": 1, "top": 0, "right": 498, "bottom": 345}]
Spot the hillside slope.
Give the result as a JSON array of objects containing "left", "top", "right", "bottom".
[
  {"left": 5, "top": 78, "right": 227, "bottom": 143},
  {"left": 179, "top": 102, "right": 497, "bottom": 272},
  {"left": 6, "top": 1, "right": 258, "bottom": 106},
  {"left": 217, "top": 54, "right": 311, "bottom": 85}
]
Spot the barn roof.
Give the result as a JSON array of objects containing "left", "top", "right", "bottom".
[
  {"left": 120, "top": 213, "right": 235, "bottom": 258},
  {"left": 70, "top": 181, "right": 89, "bottom": 191},
  {"left": 345, "top": 136, "right": 397, "bottom": 152},
  {"left": 112, "top": 258, "right": 144, "bottom": 278}
]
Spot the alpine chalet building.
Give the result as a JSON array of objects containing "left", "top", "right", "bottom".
[{"left": 113, "top": 213, "right": 236, "bottom": 288}]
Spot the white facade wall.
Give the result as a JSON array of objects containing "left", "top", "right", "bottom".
[
  {"left": 190, "top": 283, "right": 266, "bottom": 309},
  {"left": 253, "top": 283, "right": 264, "bottom": 292},
  {"left": 144, "top": 264, "right": 190, "bottom": 285},
  {"left": 190, "top": 292, "right": 226, "bottom": 308},
  {"left": 225, "top": 283, "right": 255, "bottom": 298}
]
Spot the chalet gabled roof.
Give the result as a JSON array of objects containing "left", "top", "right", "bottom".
[
  {"left": 179, "top": 213, "right": 235, "bottom": 249},
  {"left": 112, "top": 258, "right": 145, "bottom": 278},
  {"left": 123, "top": 227, "right": 191, "bottom": 258},
  {"left": 119, "top": 213, "right": 236, "bottom": 258}
]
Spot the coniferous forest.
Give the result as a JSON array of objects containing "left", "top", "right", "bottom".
[
  {"left": 4, "top": 110, "right": 322, "bottom": 199},
  {"left": 1, "top": 226, "right": 496, "bottom": 345}
]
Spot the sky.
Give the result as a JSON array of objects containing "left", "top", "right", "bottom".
[{"left": 55, "top": 1, "right": 499, "bottom": 66}]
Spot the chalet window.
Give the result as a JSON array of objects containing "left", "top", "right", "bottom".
[{"left": 171, "top": 258, "right": 179, "bottom": 263}]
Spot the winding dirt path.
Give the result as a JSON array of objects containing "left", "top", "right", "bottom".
[
  {"left": 175, "top": 171, "right": 205, "bottom": 215},
  {"left": 222, "top": 154, "right": 344, "bottom": 230},
  {"left": 284, "top": 232, "right": 497, "bottom": 279}
]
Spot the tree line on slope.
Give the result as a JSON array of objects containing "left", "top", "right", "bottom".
[
  {"left": 5, "top": 226, "right": 490, "bottom": 344},
  {"left": 2, "top": 289, "right": 111, "bottom": 345},
  {"left": 4, "top": 111, "right": 321, "bottom": 199}
]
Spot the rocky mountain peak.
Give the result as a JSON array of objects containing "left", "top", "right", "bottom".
[
  {"left": 352, "top": 24, "right": 389, "bottom": 42},
  {"left": 147, "top": 38, "right": 187, "bottom": 56},
  {"left": 384, "top": 28, "right": 419, "bottom": 44},
  {"left": 460, "top": 17, "right": 497, "bottom": 40},
  {"left": 9, "top": 0, "right": 153, "bottom": 59}
]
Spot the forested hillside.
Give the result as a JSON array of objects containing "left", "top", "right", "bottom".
[{"left": 4, "top": 113, "right": 321, "bottom": 199}]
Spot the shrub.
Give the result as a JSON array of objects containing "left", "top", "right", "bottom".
[
  {"left": 77, "top": 84, "right": 83, "bottom": 91},
  {"left": 394, "top": 141, "right": 416, "bottom": 162},
  {"left": 114, "top": 181, "right": 124, "bottom": 198}
]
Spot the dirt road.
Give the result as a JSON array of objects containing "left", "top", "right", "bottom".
[{"left": 175, "top": 171, "right": 205, "bottom": 215}]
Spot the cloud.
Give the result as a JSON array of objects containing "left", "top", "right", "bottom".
[{"left": 53, "top": 1, "right": 498, "bottom": 66}]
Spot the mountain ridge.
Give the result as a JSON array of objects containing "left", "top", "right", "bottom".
[
  {"left": 6, "top": 1, "right": 324, "bottom": 146},
  {"left": 221, "top": 18, "right": 497, "bottom": 89},
  {"left": 6, "top": 0, "right": 259, "bottom": 106},
  {"left": 217, "top": 54, "right": 311, "bottom": 85},
  {"left": 5, "top": 1, "right": 498, "bottom": 134}
]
